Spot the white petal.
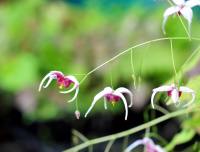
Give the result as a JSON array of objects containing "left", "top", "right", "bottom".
[
  {"left": 67, "top": 87, "right": 79, "bottom": 103},
  {"left": 171, "top": 88, "right": 180, "bottom": 105},
  {"left": 179, "top": 86, "right": 195, "bottom": 107},
  {"left": 186, "top": 0, "right": 200, "bottom": 7},
  {"left": 59, "top": 84, "right": 77, "bottom": 94},
  {"left": 151, "top": 85, "right": 172, "bottom": 109},
  {"left": 172, "top": 0, "right": 185, "bottom": 5},
  {"left": 114, "top": 92, "right": 128, "bottom": 120},
  {"left": 115, "top": 87, "right": 133, "bottom": 107},
  {"left": 84, "top": 87, "right": 113, "bottom": 118},
  {"left": 162, "top": 6, "right": 180, "bottom": 34},
  {"left": 124, "top": 139, "right": 144, "bottom": 152},
  {"left": 38, "top": 72, "right": 56, "bottom": 92},
  {"left": 180, "top": 6, "right": 193, "bottom": 33}
]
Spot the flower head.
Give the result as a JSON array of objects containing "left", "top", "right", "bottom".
[
  {"left": 84, "top": 87, "right": 133, "bottom": 120},
  {"left": 75, "top": 110, "right": 80, "bottom": 120},
  {"left": 151, "top": 83, "right": 195, "bottom": 108},
  {"left": 38, "top": 71, "right": 79, "bottom": 103},
  {"left": 162, "top": 0, "right": 200, "bottom": 34},
  {"left": 125, "top": 137, "right": 165, "bottom": 152}
]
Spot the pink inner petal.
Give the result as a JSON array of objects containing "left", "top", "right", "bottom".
[{"left": 105, "top": 94, "right": 121, "bottom": 102}]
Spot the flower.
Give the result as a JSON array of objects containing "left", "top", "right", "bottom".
[
  {"left": 125, "top": 137, "right": 165, "bottom": 152},
  {"left": 38, "top": 71, "right": 79, "bottom": 103},
  {"left": 151, "top": 83, "right": 195, "bottom": 108},
  {"left": 162, "top": 0, "right": 200, "bottom": 34},
  {"left": 84, "top": 87, "right": 133, "bottom": 120}
]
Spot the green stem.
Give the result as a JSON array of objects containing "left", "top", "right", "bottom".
[
  {"left": 63, "top": 107, "right": 200, "bottom": 152},
  {"left": 170, "top": 39, "right": 178, "bottom": 84},
  {"left": 79, "top": 37, "right": 200, "bottom": 85},
  {"left": 104, "top": 140, "right": 115, "bottom": 152}
]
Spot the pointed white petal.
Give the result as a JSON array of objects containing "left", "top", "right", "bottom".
[
  {"left": 124, "top": 139, "right": 144, "bottom": 152},
  {"left": 162, "top": 6, "right": 180, "bottom": 34},
  {"left": 180, "top": 86, "right": 195, "bottom": 107},
  {"left": 84, "top": 87, "right": 112, "bottom": 118},
  {"left": 114, "top": 92, "right": 128, "bottom": 120},
  {"left": 59, "top": 84, "right": 77, "bottom": 94},
  {"left": 67, "top": 87, "right": 79, "bottom": 103},
  {"left": 172, "top": 0, "right": 185, "bottom": 5},
  {"left": 153, "top": 85, "right": 172, "bottom": 92},
  {"left": 180, "top": 7, "right": 193, "bottom": 34},
  {"left": 151, "top": 85, "right": 172, "bottom": 109},
  {"left": 38, "top": 72, "right": 55, "bottom": 92},
  {"left": 115, "top": 87, "right": 133, "bottom": 107},
  {"left": 186, "top": 0, "right": 200, "bottom": 7}
]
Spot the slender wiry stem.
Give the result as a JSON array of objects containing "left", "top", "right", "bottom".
[
  {"left": 79, "top": 37, "right": 200, "bottom": 85},
  {"left": 122, "top": 136, "right": 129, "bottom": 151},
  {"left": 104, "top": 140, "right": 115, "bottom": 152},
  {"left": 63, "top": 107, "right": 200, "bottom": 152},
  {"left": 72, "top": 129, "right": 93, "bottom": 152},
  {"left": 131, "top": 49, "right": 137, "bottom": 89},
  {"left": 169, "top": 39, "right": 178, "bottom": 83}
]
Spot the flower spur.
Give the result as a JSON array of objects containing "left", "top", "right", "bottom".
[
  {"left": 38, "top": 71, "right": 79, "bottom": 103},
  {"left": 125, "top": 137, "right": 165, "bottom": 152},
  {"left": 84, "top": 87, "right": 133, "bottom": 120},
  {"left": 162, "top": 0, "right": 200, "bottom": 34},
  {"left": 151, "top": 83, "right": 195, "bottom": 108}
]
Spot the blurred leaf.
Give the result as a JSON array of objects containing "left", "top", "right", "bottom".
[
  {"left": 0, "top": 53, "right": 38, "bottom": 91},
  {"left": 165, "top": 129, "right": 195, "bottom": 151}
]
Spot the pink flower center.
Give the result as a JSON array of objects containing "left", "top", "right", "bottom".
[
  {"left": 105, "top": 94, "right": 121, "bottom": 102},
  {"left": 178, "top": 5, "right": 185, "bottom": 15},
  {"left": 167, "top": 90, "right": 182, "bottom": 97},
  {"left": 54, "top": 73, "right": 73, "bottom": 88}
]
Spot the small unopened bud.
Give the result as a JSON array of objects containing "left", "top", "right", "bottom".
[{"left": 75, "top": 110, "right": 80, "bottom": 120}]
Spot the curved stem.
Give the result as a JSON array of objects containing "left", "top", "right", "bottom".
[
  {"left": 104, "top": 140, "right": 115, "bottom": 152},
  {"left": 79, "top": 37, "right": 200, "bottom": 85},
  {"left": 63, "top": 107, "right": 200, "bottom": 152}
]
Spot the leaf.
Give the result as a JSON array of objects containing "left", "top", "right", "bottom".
[{"left": 165, "top": 129, "right": 195, "bottom": 151}]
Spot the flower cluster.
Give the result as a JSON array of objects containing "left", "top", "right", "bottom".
[
  {"left": 38, "top": 0, "right": 200, "bottom": 121},
  {"left": 125, "top": 137, "right": 165, "bottom": 152}
]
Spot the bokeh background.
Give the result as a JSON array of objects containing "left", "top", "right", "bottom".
[{"left": 0, "top": 0, "right": 200, "bottom": 151}]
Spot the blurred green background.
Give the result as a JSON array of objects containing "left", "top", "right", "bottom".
[{"left": 1, "top": 0, "right": 200, "bottom": 151}]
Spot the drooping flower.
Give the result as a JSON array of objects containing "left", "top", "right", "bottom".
[
  {"left": 125, "top": 137, "right": 165, "bottom": 152},
  {"left": 151, "top": 83, "right": 195, "bottom": 108},
  {"left": 84, "top": 87, "right": 133, "bottom": 120},
  {"left": 38, "top": 71, "right": 79, "bottom": 103},
  {"left": 162, "top": 0, "right": 200, "bottom": 34}
]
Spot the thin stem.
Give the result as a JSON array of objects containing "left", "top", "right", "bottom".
[
  {"left": 170, "top": 39, "right": 178, "bottom": 84},
  {"left": 72, "top": 129, "right": 93, "bottom": 152},
  {"left": 122, "top": 136, "right": 129, "bottom": 151},
  {"left": 131, "top": 49, "right": 137, "bottom": 89},
  {"left": 79, "top": 37, "right": 200, "bottom": 85},
  {"left": 63, "top": 107, "right": 200, "bottom": 152},
  {"left": 104, "top": 140, "right": 115, "bottom": 152}
]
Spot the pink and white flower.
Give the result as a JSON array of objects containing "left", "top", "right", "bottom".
[
  {"left": 38, "top": 71, "right": 79, "bottom": 103},
  {"left": 84, "top": 87, "right": 133, "bottom": 120},
  {"left": 151, "top": 84, "right": 195, "bottom": 108},
  {"left": 162, "top": 0, "right": 200, "bottom": 34},
  {"left": 125, "top": 137, "right": 165, "bottom": 152}
]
